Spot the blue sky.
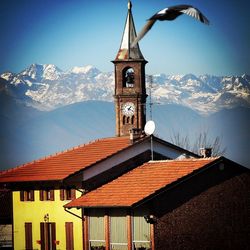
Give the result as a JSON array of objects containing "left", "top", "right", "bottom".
[{"left": 0, "top": 0, "right": 249, "bottom": 76}]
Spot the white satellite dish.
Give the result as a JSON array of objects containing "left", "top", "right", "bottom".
[{"left": 144, "top": 120, "right": 156, "bottom": 136}]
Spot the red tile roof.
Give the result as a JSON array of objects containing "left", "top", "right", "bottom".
[
  {"left": 65, "top": 158, "right": 219, "bottom": 208},
  {"left": 0, "top": 137, "right": 132, "bottom": 183}
]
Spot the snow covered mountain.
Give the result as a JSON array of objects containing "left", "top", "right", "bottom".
[
  {"left": 151, "top": 73, "right": 250, "bottom": 114},
  {"left": 1, "top": 64, "right": 249, "bottom": 115}
]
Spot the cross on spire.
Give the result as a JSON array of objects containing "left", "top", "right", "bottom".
[{"left": 128, "top": 0, "right": 132, "bottom": 10}]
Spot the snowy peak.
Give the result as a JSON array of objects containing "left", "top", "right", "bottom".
[
  {"left": 20, "top": 63, "right": 62, "bottom": 81},
  {"left": 70, "top": 65, "right": 101, "bottom": 77},
  {"left": 0, "top": 72, "right": 26, "bottom": 86},
  {"left": 1, "top": 72, "right": 14, "bottom": 82},
  {"left": 42, "top": 64, "right": 62, "bottom": 80},
  {"left": 20, "top": 64, "right": 44, "bottom": 81}
]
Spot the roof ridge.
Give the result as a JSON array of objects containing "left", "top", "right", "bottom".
[
  {"left": 1, "top": 136, "right": 143, "bottom": 176},
  {"left": 148, "top": 157, "right": 220, "bottom": 163}
]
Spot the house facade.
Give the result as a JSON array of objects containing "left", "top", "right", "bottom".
[
  {"left": 65, "top": 157, "right": 250, "bottom": 250},
  {"left": 12, "top": 188, "right": 82, "bottom": 250}
]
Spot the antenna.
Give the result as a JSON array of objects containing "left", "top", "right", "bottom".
[
  {"left": 144, "top": 120, "right": 156, "bottom": 161},
  {"left": 148, "top": 75, "right": 153, "bottom": 120},
  {"left": 146, "top": 74, "right": 161, "bottom": 116},
  {"left": 145, "top": 75, "right": 156, "bottom": 161}
]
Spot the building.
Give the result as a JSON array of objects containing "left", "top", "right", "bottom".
[
  {"left": 0, "top": 187, "right": 12, "bottom": 249},
  {"left": 0, "top": 1, "right": 249, "bottom": 250},
  {"left": 65, "top": 157, "right": 250, "bottom": 250},
  {"left": 0, "top": 135, "right": 198, "bottom": 249}
]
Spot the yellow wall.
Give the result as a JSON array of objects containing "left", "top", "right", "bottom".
[{"left": 13, "top": 190, "right": 83, "bottom": 250}]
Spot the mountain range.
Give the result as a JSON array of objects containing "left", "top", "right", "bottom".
[
  {"left": 1, "top": 64, "right": 250, "bottom": 115},
  {"left": 0, "top": 64, "right": 250, "bottom": 170}
]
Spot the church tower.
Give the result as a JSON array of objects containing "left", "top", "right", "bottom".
[{"left": 113, "top": 0, "right": 147, "bottom": 137}]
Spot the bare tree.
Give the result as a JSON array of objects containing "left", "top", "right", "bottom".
[{"left": 170, "top": 130, "right": 227, "bottom": 157}]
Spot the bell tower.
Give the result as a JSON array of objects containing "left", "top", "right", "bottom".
[{"left": 113, "top": 0, "right": 147, "bottom": 137}]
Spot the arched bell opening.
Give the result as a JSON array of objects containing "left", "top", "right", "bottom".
[{"left": 123, "top": 67, "right": 135, "bottom": 88}]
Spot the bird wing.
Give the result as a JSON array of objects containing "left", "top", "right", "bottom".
[
  {"left": 131, "top": 19, "right": 156, "bottom": 47},
  {"left": 150, "top": 5, "right": 190, "bottom": 21},
  {"left": 132, "top": 5, "right": 209, "bottom": 47},
  {"left": 180, "top": 7, "right": 210, "bottom": 25}
]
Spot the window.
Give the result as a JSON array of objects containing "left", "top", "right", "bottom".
[
  {"left": 110, "top": 209, "right": 128, "bottom": 250},
  {"left": 20, "top": 190, "right": 34, "bottom": 201},
  {"left": 131, "top": 115, "right": 134, "bottom": 125},
  {"left": 40, "top": 189, "right": 54, "bottom": 201},
  {"left": 123, "top": 67, "right": 135, "bottom": 88},
  {"left": 25, "top": 222, "right": 33, "bottom": 250},
  {"left": 133, "top": 209, "right": 151, "bottom": 249},
  {"left": 89, "top": 209, "right": 105, "bottom": 249},
  {"left": 122, "top": 115, "right": 134, "bottom": 125},
  {"left": 60, "top": 188, "right": 76, "bottom": 201},
  {"left": 86, "top": 209, "right": 152, "bottom": 250}
]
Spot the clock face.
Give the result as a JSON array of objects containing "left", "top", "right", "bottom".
[{"left": 122, "top": 102, "right": 135, "bottom": 116}]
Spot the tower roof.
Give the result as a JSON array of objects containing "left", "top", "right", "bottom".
[{"left": 115, "top": 1, "right": 145, "bottom": 60}]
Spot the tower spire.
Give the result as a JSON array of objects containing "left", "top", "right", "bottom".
[
  {"left": 115, "top": 0, "right": 144, "bottom": 60},
  {"left": 113, "top": 1, "right": 148, "bottom": 137}
]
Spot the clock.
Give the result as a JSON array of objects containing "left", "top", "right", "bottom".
[{"left": 122, "top": 102, "right": 135, "bottom": 116}]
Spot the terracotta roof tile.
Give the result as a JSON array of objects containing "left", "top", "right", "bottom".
[
  {"left": 65, "top": 158, "right": 219, "bottom": 208},
  {"left": 0, "top": 137, "right": 132, "bottom": 183}
]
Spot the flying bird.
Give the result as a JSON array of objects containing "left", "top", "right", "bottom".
[{"left": 131, "top": 5, "right": 209, "bottom": 47}]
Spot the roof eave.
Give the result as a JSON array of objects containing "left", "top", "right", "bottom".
[
  {"left": 0, "top": 179, "right": 65, "bottom": 190},
  {"left": 64, "top": 204, "right": 132, "bottom": 209}
]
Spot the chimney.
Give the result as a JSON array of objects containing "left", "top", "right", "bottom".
[
  {"left": 200, "top": 148, "right": 212, "bottom": 158},
  {"left": 129, "top": 128, "right": 142, "bottom": 143}
]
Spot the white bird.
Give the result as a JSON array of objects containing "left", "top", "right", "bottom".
[{"left": 132, "top": 4, "right": 209, "bottom": 47}]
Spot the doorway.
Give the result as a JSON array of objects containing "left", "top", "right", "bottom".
[{"left": 40, "top": 222, "right": 56, "bottom": 250}]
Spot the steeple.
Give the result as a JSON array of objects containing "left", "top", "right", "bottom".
[
  {"left": 113, "top": 1, "right": 147, "bottom": 137},
  {"left": 115, "top": 0, "right": 144, "bottom": 60}
]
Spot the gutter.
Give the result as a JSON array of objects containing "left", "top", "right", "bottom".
[{"left": 64, "top": 207, "right": 83, "bottom": 220}]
